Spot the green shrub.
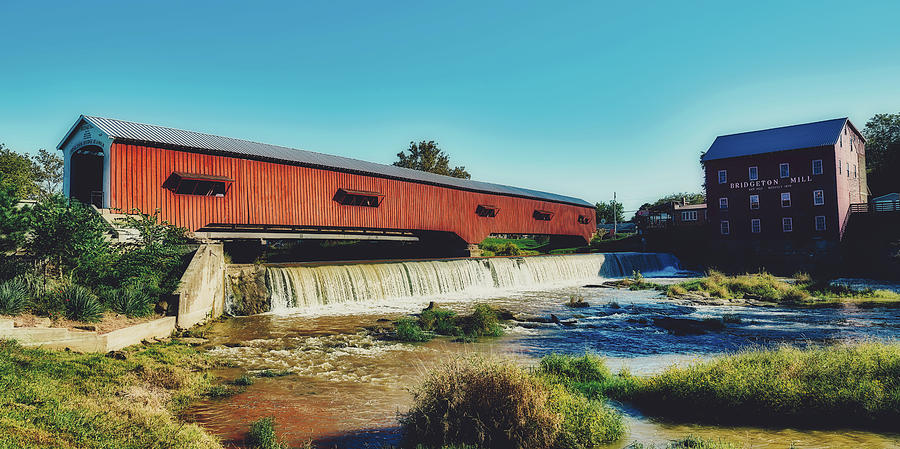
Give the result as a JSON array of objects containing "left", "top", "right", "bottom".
[
  {"left": 626, "top": 435, "right": 738, "bottom": 449},
  {"left": 396, "top": 317, "right": 430, "bottom": 342},
  {"left": 105, "top": 286, "right": 153, "bottom": 317},
  {"left": 256, "top": 369, "right": 292, "bottom": 378},
  {"left": 496, "top": 242, "right": 522, "bottom": 256},
  {"left": 617, "top": 342, "right": 900, "bottom": 429},
  {"left": 60, "top": 284, "right": 103, "bottom": 322},
  {"left": 0, "top": 278, "right": 29, "bottom": 315},
  {"left": 248, "top": 417, "right": 286, "bottom": 449},
  {"left": 401, "top": 357, "right": 561, "bottom": 449},
  {"left": 233, "top": 375, "right": 254, "bottom": 386},
  {"left": 548, "top": 383, "right": 624, "bottom": 448},
  {"left": 419, "top": 307, "right": 460, "bottom": 335},
  {"left": 539, "top": 353, "right": 611, "bottom": 384},
  {"left": 459, "top": 304, "right": 502, "bottom": 338}
]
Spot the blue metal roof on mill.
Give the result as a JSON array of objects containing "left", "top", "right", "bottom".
[
  {"left": 70, "top": 115, "right": 593, "bottom": 208},
  {"left": 702, "top": 118, "right": 863, "bottom": 162}
]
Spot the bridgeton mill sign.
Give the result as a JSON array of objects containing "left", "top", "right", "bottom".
[{"left": 729, "top": 176, "right": 814, "bottom": 191}]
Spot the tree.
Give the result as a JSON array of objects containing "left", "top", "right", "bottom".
[
  {"left": 33, "top": 149, "right": 63, "bottom": 196},
  {"left": 648, "top": 192, "right": 705, "bottom": 209},
  {"left": 632, "top": 192, "right": 706, "bottom": 221},
  {"left": 394, "top": 140, "right": 471, "bottom": 179},
  {"left": 0, "top": 177, "right": 28, "bottom": 255},
  {"left": 0, "top": 143, "right": 40, "bottom": 199},
  {"left": 26, "top": 195, "right": 109, "bottom": 276},
  {"left": 595, "top": 200, "right": 624, "bottom": 224},
  {"left": 862, "top": 113, "right": 900, "bottom": 195}
]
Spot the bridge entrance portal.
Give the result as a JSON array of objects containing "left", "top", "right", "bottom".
[{"left": 70, "top": 147, "right": 104, "bottom": 208}]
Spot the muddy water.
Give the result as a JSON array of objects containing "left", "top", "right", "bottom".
[{"left": 185, "top": 281, "right": 900, "bottom": 448}]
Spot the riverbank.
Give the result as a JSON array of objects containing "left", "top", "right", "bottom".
[
  {"left": 397, "top": 342, "right": 900, "bottom": 448},
  {"left": 0, "top": 339, "right": 225, "bottom": 448},
  {"left": 616, "top": 270, "right": 900, "bottom": 307}
]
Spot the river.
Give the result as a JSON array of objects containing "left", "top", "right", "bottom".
[{"left": 184, "top": 254, "right": 900, "bottom": 448}]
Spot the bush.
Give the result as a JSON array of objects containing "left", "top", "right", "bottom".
[
  {"left": 667, "top": 271, "right": 813, "bottom": 303},
  {"left": 617, "top": 342, "right": 900, "bottom": 429},
  {"left": 105, "top": 286, "right": 153, "bottom": 317},
  {"left": 396, "top": 317, "right": 430, "bottom": 342},
  {"left": 419, "top": 307, "right": 460, "bottom": 335},
  {"left": 60, "top": 284, "right": 103, "bottom": 322},
  {"left": 401, "top": 357, "right": 561, "bottom": 449},
  {"left": 248, "top": 417, "right": 286, "bottom": 449},
  {"left": 626, "top": 435, "right": 738, "bottom": 449},
  {"left": 548, "top": 383, "right": 624, "bottom": 448},
  {"left": 0, "top": 278, "right": 29, "bottom": 315},
  {"left": 539, "top": 353, "right": 611, "bottom": 384},
  {"left": 233, "top": 375, "right": 254, "bottom": 386},
  {"left": 459, "top": 304, "right": 502, "bottom": 338}
]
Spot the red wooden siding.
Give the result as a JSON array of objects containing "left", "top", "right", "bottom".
[{"left": 109, "top": 143, "right": 595, "bottom": 244}]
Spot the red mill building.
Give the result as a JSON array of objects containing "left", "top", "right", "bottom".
[{"left": 702, "top": 118, "right": 868, "bottom": 253}]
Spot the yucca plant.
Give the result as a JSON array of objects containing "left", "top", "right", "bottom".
[
  {"left": 106, "top": 286, "right": 152, "bottom": 317},
  {"left": 60, "top": 285, "right": 103, "bottom": 322},
  {"left": 0, "top": 278, "right": 29, "bottom": 315}
]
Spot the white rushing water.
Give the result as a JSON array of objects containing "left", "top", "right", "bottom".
[{"left": 260, "top": 252, "right": 680, "bottom": 312}]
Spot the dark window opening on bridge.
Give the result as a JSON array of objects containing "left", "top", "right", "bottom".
[
  {"left": 533, "top": 210, "right": 554, "bottom": 221},
  {"left": 334, "top": 188, "right": 384, "bottom": 207},
  {"left": 578, "top": 215, "right": 591, "bottom": 224},
  {"left": 164, "top": 172, "right": 233, "bottom": 196},
  {"left": 476, "top": 205, "right": 498, "bottom": 217}
]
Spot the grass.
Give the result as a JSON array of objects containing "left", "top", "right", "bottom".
[
  {"left": 614, "top": 342, "right": 900, "bottom": 429},
  {"left": 0, "top": 339, "right": 224, "bottom": 449},
  {"left": 666, "top": 270, "right": 900, "bottom": 306},
  {"left": 394, "top": 304, "right": 504, "bottom": 343},
  {"left": 401, "top": 356, "right": 624, "bottom": 449},
  {"left": 247, "top": 417, "right": 287, "bottom": 449},
  {"left": 478, "top": 238, "right": 541, "bottom": 256},
  {"left": 625, "top": 436, "right": 739, "bottom": 449}
]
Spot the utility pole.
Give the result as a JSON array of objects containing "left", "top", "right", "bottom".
[{"left": 613, "top": 191, "right": 617, "bottom": 235}]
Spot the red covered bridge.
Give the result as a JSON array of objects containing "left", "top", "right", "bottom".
[{"left": 59, "top": 115, "right": 595, "bottom": 254}]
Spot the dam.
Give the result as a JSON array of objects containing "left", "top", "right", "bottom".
[{"left": 225, "top": 252, "right": 681, "bottom": 315}]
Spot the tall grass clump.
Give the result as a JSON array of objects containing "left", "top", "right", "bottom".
[
  {"left": 396, "top": 317, "right": 430, "bottom": 342},
  {"left": 626, "top": 435, "right": 738, "bottom": 449},
  {"left": 667, "top": 270, "right": 811, "bottom": 303},
  {"left": 59, "top": 284, "right": 103, "bottom": 322},
  {"left": 401, "top": 356, "right": 624, "bottom": 449},
  {"left": 105, "top": 286, "right": 153, "bottom": 317},
  {"left": 401, "top": 357, "right": 560, "bottom": 449},
  {"left": 419, "top": 307, "right": 460, "bottom": 335},
  {"left": 617, "top": 342, "right": 900, "bottom": 429},
  {"left": 0, "top": 278, "right": 29, "bottom": 315},
  {"left": 247, "top": 417, "right": 287, "bottom": 449},
  {"left": 459, "top": 304, "right": 503, "bottom": 338}
]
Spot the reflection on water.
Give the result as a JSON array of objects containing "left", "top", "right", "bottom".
[{"left": 185, "top": 279, "right": 900, "bottom": 449}]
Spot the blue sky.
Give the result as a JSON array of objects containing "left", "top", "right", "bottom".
[{"left": 2, "top": 0, "right": 899, "bottom": 211}]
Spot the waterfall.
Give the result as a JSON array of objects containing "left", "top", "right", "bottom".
[{"left": 249, "top": 253, "right": 680, "bottom": 313}]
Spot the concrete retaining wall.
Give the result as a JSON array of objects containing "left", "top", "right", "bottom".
[
  {"left": 0, "top": 317, "right": 176, "bottom": 352},
  {"left": 174, "top": 242, "right": 226, "bottom": 328}
]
